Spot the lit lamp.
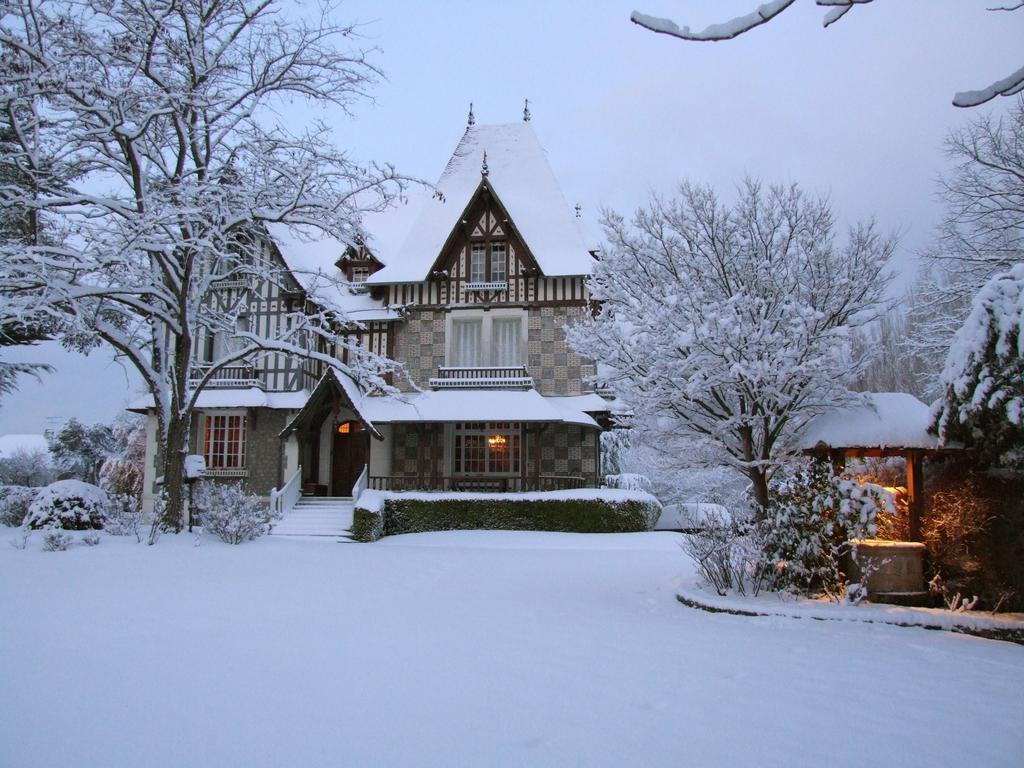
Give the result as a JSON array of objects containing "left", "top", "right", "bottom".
[{"left": 487, "top": 434, "right": 507, "bottom": 451}]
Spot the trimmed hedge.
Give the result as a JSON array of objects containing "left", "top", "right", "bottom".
[{"left": 351, "top": 491, "right": 661, "bottom": 543}]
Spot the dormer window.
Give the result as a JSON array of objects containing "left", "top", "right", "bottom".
[
  {"left": 351, "top": 265, "right": 369, "bottom": 283},
  {"left": 470, "top": 243, "right": 486, "bottom": 283},
  {"left": 490, "top": 242, "right": 506, "bottom": 282}
]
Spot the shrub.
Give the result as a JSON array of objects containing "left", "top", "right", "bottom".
[
  {"left": 103, "top": 493, "right": 145, "bottom": 542},
  {"left": 24, "top": 480, "right": 109, "bottom": 530},
  {"left": 41, "top": 531, "right": 73, "bottom": 551},
  {"left": 604, "top": 473, "right": 652, "bottom": 492},
  {"left": 682, "top": 510, "right": 767, "bottom": 596},
  {"left": 352, "top": 490, "right": 661, "bottom": 543},
  {"left": 0, "top": 485, "right": 37, "bottom": 527},
  {"left": 192, "top": 481, "right": 272, "bottom": 544},
  {"left": 760, "top": 461, "right": 883, "bottom": 597}
]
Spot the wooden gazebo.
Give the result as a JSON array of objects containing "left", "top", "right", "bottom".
[{"left": 800, "top": 392, "right": 961, "bottom": 541}]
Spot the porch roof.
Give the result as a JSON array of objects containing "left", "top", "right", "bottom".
[
  {"left": 360, "top": 389, "right": 602, "bottom": 428},
  {"left": 127, "top": 388, "right": 310, "bottom": 413},
  {"left": 279, "top": 367, "right": 382, "bottom": 440}
]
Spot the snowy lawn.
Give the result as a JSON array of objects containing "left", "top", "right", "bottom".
[{"left": 2, "top": 529, "right": 1022, "bottom": 768}]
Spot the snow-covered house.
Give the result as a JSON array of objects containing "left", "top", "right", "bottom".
[{"left": 132, "top": 118, "right": 616, "bottom": 513}]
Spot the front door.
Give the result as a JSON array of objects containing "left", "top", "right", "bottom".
[{"left": 332, "top": 421, "right": 367, "bottom": 496}]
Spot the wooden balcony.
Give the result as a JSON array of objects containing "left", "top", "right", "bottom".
[
  {"left": 189, "top": 364, "right": 264, "bottom": 390},
  {"left": 428, "top": 365, "right": 533, "bottom": 390},
  {"left": 367, "top": 475, "right": 587, "bottom": 493}
]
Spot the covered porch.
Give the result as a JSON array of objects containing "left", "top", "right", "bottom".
[
  {"left": 361, "top": 389, "right": 613, "bottom": 493},
  {"left": 278, "top": 367, "right": 382, "bottom": 498}
]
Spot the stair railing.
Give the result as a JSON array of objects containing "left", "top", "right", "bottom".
[
  {"left": 351, "top": 464, "right": 368, "bottom": 502},
  {"left": 270, "top": 464, "right": 303, "bottom": 518}
]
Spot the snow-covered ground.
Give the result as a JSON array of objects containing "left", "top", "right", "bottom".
[{"left": 1, "top": 529, "right": 1022, "bottom": 767}]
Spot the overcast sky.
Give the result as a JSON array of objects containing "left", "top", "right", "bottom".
[{"left": 1, "top": 0, "right": 1021, "bottom": 435}]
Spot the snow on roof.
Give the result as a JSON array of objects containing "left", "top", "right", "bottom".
[
  {"left": 264, "top": 223, "right": 399, "bottom": 322},
  {"left": 799, "top": 392, "right": 939, "bottom": 451},
  {"left": 367, "top": 123, "right": 595, "bottom": 284},
  {"left": 0, "top": 433, "right": 50, "bottom": 458},
  {"left": 127, "top": 388, "right": 311, "bottom": 413},
  {"left": 361, "top": 389, "right": 600, "bottom": 428}
]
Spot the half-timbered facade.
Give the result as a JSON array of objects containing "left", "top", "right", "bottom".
[{"left": 132, "top": 118, "right": 615, "bottom": 514}]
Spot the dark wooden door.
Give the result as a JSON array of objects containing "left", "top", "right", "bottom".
[{"left": 332, "top": 421, "right": 367, "bottom": 496}]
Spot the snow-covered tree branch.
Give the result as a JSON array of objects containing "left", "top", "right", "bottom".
[
  {"left": 567, "top": 179, "right": 895, "bottom": 508},
  {"left": 933, "top": 263, "right": 1024, "bottom": 467},
  {"left": 630, "top": 1, "right": 1023, "bottom": 107},
  {"left": 0, "top": 0, "right": 411, "bottom": 528}
]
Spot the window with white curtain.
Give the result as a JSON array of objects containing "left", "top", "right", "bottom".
[
  {"left": 491, "top": 318, "right": 520, "bottom": 366},
  {"left": 446, "top": 310, "right": 525, "bottom": 368},
  {"left": 451, "top": 319, "right": 482, "bottom": 367}
]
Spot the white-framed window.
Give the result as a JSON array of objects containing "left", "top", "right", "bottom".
[
  {"left": 490, "top": 241, "right": 507, "bottom": 282},
  {"left": 469, "top": 243, "right": 486, "bottom": 283},
  {"left": 452, "top": 422, "right": 521, "bottom": 475},
  {"left": 351, "top": 265, "right": 370, "bottom": 283},
  {"left": 445, "top": 309, "right": 525, "bottom": 367},
  {"left": 203, "top": 413, "right": 247, "bottom": 470}
]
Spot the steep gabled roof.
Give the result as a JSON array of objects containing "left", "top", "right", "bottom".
[{"left": 367, "top": 122, "right": 594, "bottom": 284}]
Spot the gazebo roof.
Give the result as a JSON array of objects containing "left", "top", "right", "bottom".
[{"left": 799, "top": 392, "right": 941, "bottom": 453}]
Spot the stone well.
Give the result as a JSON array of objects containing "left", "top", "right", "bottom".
[{"left": 844, "top": 539, "right": 926, "bottom": 598}]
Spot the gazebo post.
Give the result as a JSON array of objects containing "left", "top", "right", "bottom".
[{"left": 906, "top": 450, "right": 924, "bottom": 541}]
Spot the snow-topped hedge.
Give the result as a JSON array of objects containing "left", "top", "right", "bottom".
[
  {"left": 351, "top": 488, "right": 662, "bottom": 543},
  {"left": 24, "top": 480, "right": 109, "bottom": 530}
]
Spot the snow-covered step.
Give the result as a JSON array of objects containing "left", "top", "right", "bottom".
[{"left": 271, "top": 496, "right": 355, "bottom": 539}]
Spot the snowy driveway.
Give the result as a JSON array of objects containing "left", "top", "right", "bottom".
[{"left": 1, "top": 530, "right": 1022, "bottom": 767}]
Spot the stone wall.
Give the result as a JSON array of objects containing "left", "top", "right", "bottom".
[
  {"left": 527, "top": 305, "right": 594, "bottom": 395},
  {"left": 393, "top": 309, "right": 445, "bottom": 391}
]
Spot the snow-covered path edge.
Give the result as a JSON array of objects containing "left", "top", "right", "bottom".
[{"left": 676, "top": 585, "right": 1024, "bottom": 645}]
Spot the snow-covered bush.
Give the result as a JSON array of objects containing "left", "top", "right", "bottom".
[
  {"left": 0, "top": 485, "right": 37, "bottom": 526},
  {"left": 934, "top": 264, "right": 1024, "bottom": 468},
  {"left": 682, "top": 510, "right": 767, "bottom": 596},
  {"left": 603, "top": 473, "right": 652, "bottom": 492},
  {"left": 103, "top": 493, "right": 145, "bottom": 542},
  {"left": 24, "top": 480, "right": 109, "bottom": 530},
  {"left": 192, "top": 481, "right": 272, "bottom": 545},
  {"left": 760, "top": 461, "right": 883, "bottom": 597},
  {"left": 41, "top": 531, "right": 73, "bottom": 552}
]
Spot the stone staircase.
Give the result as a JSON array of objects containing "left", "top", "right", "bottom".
[{"left": 270, "top": 496, "right": 355, "bottom": 540}]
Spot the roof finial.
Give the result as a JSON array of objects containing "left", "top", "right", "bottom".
[
  {"left": 481, "top": 150, "right": 489, "bottom": 177},
  {"left": 574, "top": 203, "right": 582, "bottom": 219},
  {"left": 467, "top": 101, "right": 475, "bottom": 127},
  {"left": 523, "top": 98, "right": 531, "bottom": 122}
]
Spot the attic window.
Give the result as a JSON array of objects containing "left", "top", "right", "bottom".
[
  {"left": 470, "top": 244, "right": 486, "bottom": 283},
  {"left": 490, "top": 242, "right": 507, "bottom": 282},
  {"left": 351, "top": 265, "right": 369, "bottom": 283}
]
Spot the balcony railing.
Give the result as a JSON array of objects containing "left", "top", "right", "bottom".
[
  {"left": 464, "top": 280, "right": 508, "bottom": 292},
  {"left": 367, "top": 475, "right": 587, "bottom": 493},
  {"left": 189, "top": 364, "right": 264, "bottom": 390},
  {"left": 428, "top": 366, "right": 533, "bottom": 390}
]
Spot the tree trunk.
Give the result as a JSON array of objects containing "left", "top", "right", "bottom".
[
  {"left": 158, "top": 415, "right": 189, "bottom": 534},
  {"left": 748, "top": 468, "right": 770, "bottom": 511}
]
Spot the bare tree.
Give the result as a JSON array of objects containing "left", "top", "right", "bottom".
[
  {"left": 907, "top": 97, "right": 1024, "bottom": 395},
  {"left": 566, "top": 180, "right": 895, "bottom": 507},
  {"left": 630, "top": 1, "right": 1023, "bottom": 107},
  {"left": 0, "top": 0, "right": 407, "bottom": 528}
]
